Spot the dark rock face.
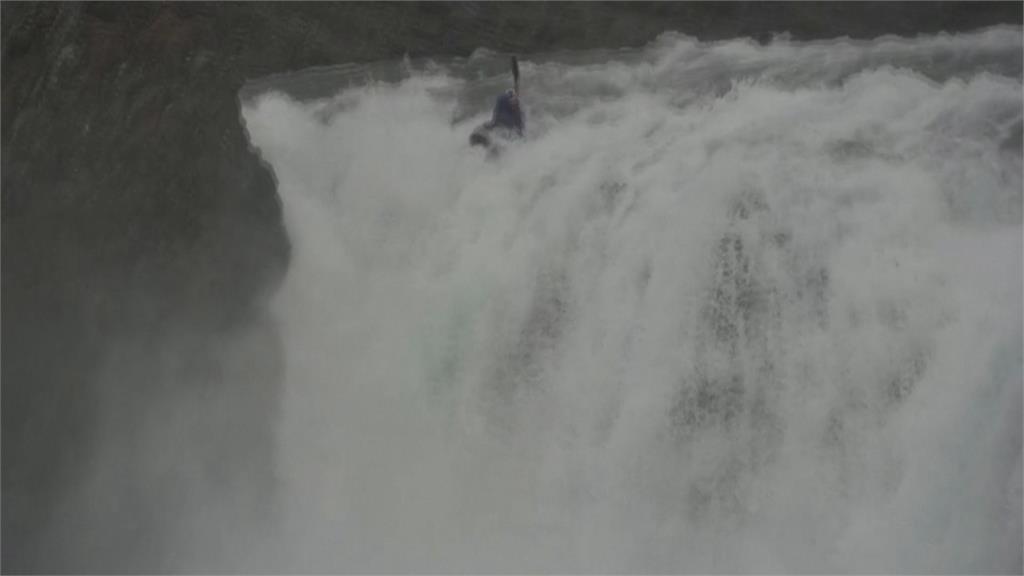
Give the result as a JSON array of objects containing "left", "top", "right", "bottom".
[{"left": 2, "top": 2, "right": 1020, "bottom": 572}]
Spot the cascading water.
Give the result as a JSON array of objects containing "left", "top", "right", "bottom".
[{"left": 241, "top": 27, "right": 1022, "bottom": 573}]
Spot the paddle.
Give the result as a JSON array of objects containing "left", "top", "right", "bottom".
[{"left": 511, "top": 56, "right": 520, "bottom": 95}]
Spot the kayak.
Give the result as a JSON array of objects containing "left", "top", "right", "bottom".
[{"left": 469, "top": 123, "right": 520, "bottom": 157}]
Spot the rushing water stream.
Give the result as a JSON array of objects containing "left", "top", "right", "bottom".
[{"left": 241, "top": 27, "right": 1022, "bottom": 572}]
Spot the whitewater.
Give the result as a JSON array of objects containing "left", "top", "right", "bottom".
[{"left": 241, "top": 27, "right": 1023, "bottom": 573}]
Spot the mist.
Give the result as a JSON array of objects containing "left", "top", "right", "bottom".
[{"left": 235, "top": 26, "right": 1023, "bottom": 573}]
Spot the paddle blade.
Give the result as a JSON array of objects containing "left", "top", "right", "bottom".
[{"left": 511, "top": 56, "right": 520, "bottom": 93}]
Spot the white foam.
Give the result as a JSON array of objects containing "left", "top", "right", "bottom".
[{"left": 242, "top": 27, "right": 1023, "bottom": 572}]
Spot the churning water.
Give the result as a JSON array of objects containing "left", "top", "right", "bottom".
[{"left": 242, "top": 27, "right": 1023, "bottom": 573}]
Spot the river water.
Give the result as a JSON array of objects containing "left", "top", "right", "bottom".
[{"left": 242, "top": 26, "right": 1022, "bottom": 573}]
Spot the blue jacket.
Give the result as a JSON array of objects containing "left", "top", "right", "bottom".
[{"left": 490, "top": 90, "right": 524, "bottom": 135}]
